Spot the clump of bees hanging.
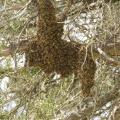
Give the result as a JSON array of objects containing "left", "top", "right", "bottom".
[{"left": 25, "top": 0, "right": 96, "bottom": 97}]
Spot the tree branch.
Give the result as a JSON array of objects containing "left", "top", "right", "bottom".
[
  {"left": 57, "top": 0, "right": 73, "bottom": 22},
  {"left": 96, "top": 47, "right": 120, "bottom": 67},
  {"left": 0, "top": 41, "right": 120, "bottom": 63},
  {"left": 0, "top": 48, "right": 12, "bottom": 57},
  {"left": 76, "top": 0, "right": 120, "bottom": 4}
]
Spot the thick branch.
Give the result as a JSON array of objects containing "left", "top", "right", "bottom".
[
  {"left": 0, "top": 40, "right": 30, "bottom": 57},
  {"left": 0, "top": 41, "right": 120, "bottom": 59}
]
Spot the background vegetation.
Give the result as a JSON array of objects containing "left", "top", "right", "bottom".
[{"left": 0, "top": 0, "right": 120, "bottom": 120}]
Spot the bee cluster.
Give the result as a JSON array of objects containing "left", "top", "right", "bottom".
[{"left": 26, "top": 0, "right": 96, "bottom": 96}]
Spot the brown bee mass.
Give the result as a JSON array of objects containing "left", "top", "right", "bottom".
[{"left": 26, "top": 0, "right": 96, "bottom": 97}]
